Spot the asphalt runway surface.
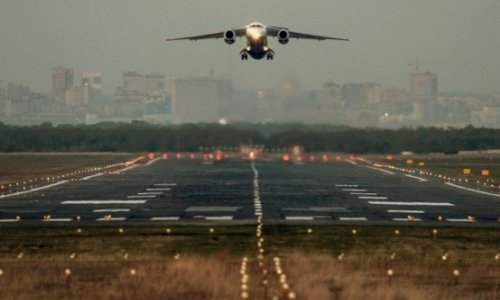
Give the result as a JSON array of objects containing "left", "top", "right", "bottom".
[{"left": 0, "top": 157, "right": 499, "bottom": 226}]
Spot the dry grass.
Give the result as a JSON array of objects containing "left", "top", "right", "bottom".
[
  {"left": 0, "top": 226, "right": 497, "bottom": 299},
  {"left": 0, "top": 153, "right": 136, "bottom": 185}
]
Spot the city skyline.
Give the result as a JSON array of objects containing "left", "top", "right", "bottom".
[{"left": 1, "top": 1, "right": 499, "bottom": 95}]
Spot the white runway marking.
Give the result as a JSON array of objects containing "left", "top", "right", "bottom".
[
  {"left": 293, "top": 161, "right": 306, "bottom": 165},
  {"left": 285, "top": 216, "right": 315, "bottom": 221},
  {"left": 252, "top": 161, "right": 263, "bottom": 216},
  {"left": 82, "top": 173, "right": 104, "bottom": 181},
  {"left": 359, "top": 196, "right": 388, "bottom": 200},
  {"left": 205, "top": 216, "right": 234, "bottom": 221},
  {"left": 350, "top": 192, "right": 378, "bottom": 195},
  {"left": 365, "top": 165, "right": 395, "bottom": 175},
  {"left": 186, "top": 207, "right": 241, "bottom": 212},
  {"left": 445, "top": 182, "right": 500, "bottom": 198},
  {"left": 336, "top": 184, "right": 359, "bottom": 188},
  {"left": 150, "top": 216, "right": 180, "bottom": 221},
  {"left": 369, "top": 201, "right": 454, "bottom": 206},
  {"left": 146, "top": 188, "right": 171, "bottom": 191},
  {"left": 283, "top": 207, "right": 350, "bottom": 212},
  {"left": 115, "top": 165, "right": 139, "bottom": 173},
  {"left": 345, "top": 159, "right": 358, "bottom": 165},
  {"left": 339, "top": 217, "right": 368, "bottom": 221},
  {"left": 404, "top": 174, "right": 428, "bottom": 182},
  {"left": 44, "top": 218, "right": 73, "bottom": 222},
  {"left": 154, "top": 183, "right": 176, "bottom": 186},
  {"left": 343, "top": 188, "right": 367, "bottom": 192},
  {"left": 62, "top": 200, "right": 147, "bottom": 205},
  {"left": 97, "top": 217, "right": 126, "bottom": 221},
  {"left": 0, "top": 180, "right": 69, "bottom": 199},
  {"left": 0, "top": 219, "right": 20, "bottom": 223},
  {"left": 446, "top": 218, "right": 475, "bottom": 223},
  {"left": 127, "top": 195, "right": 157, "bottom": 199},
  {"left": 387, "top": 209, "right": 425, "bottom": 214},
  {"left": 393, "top": 217, "right": 423, "bottom": 222},
  {"left": 93, "top": 208, "right": 131, "bottom": 213},
  {"left": 137, "top": 192, "right": 163, "bottom": 195},
  {"left": 146, "top": 158, "right": 161, "bottom": 166}
]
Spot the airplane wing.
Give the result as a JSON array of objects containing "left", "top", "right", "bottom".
[
  {"left": 166, "top": 28, "right": 246, "bottom": 41},
  {"left": 267, "top": 26, "right": 349, "bottom": 41}
]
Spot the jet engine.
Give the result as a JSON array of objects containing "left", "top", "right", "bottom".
[
  {"left": 277, "top": 29, "right": 290, "bottom": 44},
  {"left": 224, "top": 30, "right": 236, "bottom": 44}
]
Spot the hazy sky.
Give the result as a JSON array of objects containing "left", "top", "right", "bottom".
[{"left": 1, "top": 0, "right": 499, "bottom": 94}]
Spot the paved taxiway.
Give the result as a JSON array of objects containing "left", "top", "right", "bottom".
[{"left": 0, "top": 157, "right": 499, "bottom": 226}]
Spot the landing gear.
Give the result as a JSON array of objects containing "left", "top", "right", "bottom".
[
  {"left": 240, "top": 53, "right": 248, "bottom": 60},
  {"left": 266, "top": 53, "right": 274, "bottom": 60}
]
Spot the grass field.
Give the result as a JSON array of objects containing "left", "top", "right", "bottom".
[
  {"left": 0, "top": 153, "right": 137, "bottom": 186},
  {"left": 0, "top": 225, "right": 497, "bottom": 299}
]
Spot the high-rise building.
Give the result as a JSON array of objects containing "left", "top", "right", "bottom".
[
  {"left": 52, "top": 67, "right": 73, "bottom": 101},
  {"left": 82, "top": 71, "right": 103, "bottom": 91},
  {"left": 172, "top": 77, "right": 232, "bottom": 123},
  {"left": 409, "top": 71, "right": 438, "bottom": 123}
]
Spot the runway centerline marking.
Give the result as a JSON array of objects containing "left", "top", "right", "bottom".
[
  {"left": 97, "top": 217, "right": 126, "bottom": 221},
  {"left": 251, "top": 161, "right": 262, "bottom": 216},
  {"left": 336, "top": 184, "right": 359, "bottom": 188},
  {"left": 205, "top": 216, "right": 234, "bottom": 221},
  {"left": 285, "top": 216, "right": 315, "bottom": 221},
  {"left": 127, "top": 195, "right": 156, "bottom": 199},
  {"left": 350, "top": 192, "right": 377, "bottom": 195},
  {"left": 369, "top": 201, "right": 454, "bottom": 206},
  {"left": 146, "top": 188, "right": 171, "bottom": 191}
]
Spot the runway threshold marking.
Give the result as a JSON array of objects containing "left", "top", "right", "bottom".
[
  {"left": 342, "top": 188, "right": 367, "bottom": 192},
  {"left": 387, "top": 209, "right": 425, "bottom": 214},
  {"left": 339, "top": 217, "right": 368, "bottom": 221},
  {"left": 205, "top": 216, "right": 234, "bottom": 221},
  {"left": 393, "top": 217, "right": 423, "bottom": 222},
  {"left": 369, "top": 201, "right": 454, "bottom": 206},
  {"left": 285, "top": 216, "right": 315, "bottom": 221},
  {"left": 336, "top": 184, "right": 359, "bottom": 188},
  {"left": 0, "top": 219, "right": 20, "bottom": 223},
  {"left": 97, "top": 217, "right": 126, "bottom": 221},
  {"left": 0, "top": 180, "right": 69, "bottom": 199},
  {"left": 127, "top": 195, "right": 157, "bottom": 199},
  {"left": 446, "top": 218, "right": 476, "bottom": 223},
  {"left": 93, "top": 208, "right": 131, "bottom": 213},
  {"left": 445, "top": 182, "right": 500, "bottom": 198},
  {"left": 61, "top": 200, "right": 147, "bottom": 205},
  {"left": 359, "top": 196, "right": 388, "bottom": 200},
  {"left": 150, "top": 216, "right": 180, "bottom": 221}
]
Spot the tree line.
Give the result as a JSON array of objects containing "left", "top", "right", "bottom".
[{"left": 0, "top": 122, "right": 499, "bottom": 154}]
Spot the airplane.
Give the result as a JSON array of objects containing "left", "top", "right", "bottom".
[{"left": 166, "top": 21, "right": 349, "bottom": 60}]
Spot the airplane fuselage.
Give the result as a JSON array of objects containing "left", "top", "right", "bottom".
[{"left": 241, "top": 22, "right": 273, "bottom": 60}]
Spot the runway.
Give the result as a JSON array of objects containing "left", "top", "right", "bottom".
[{"left": 0, "top": 157, "right": 499, "bottom": 226}]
